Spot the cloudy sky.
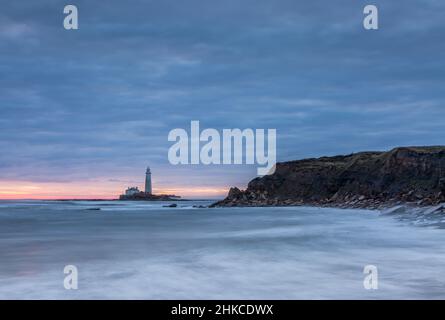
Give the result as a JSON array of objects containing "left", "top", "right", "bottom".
[{"left": 1, "top": 0, "right": 444, "bottom": 199}]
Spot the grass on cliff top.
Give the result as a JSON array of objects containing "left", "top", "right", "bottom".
[{"left": 280, "top": 146, "right": 445, "bottom": 168}]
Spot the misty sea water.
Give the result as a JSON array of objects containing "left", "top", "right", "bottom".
[{"left": 1, "top": 200, "right": 445, "bottom": 299}]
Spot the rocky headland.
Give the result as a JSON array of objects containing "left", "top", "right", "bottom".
[{"left": 212, "top": 146, "right": 445, "bottom": 210}]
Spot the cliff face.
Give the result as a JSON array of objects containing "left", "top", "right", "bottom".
[{"left": 213, "top": 147, "right": 445, "bottom": 209}]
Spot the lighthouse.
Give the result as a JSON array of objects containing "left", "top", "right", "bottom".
[{"left": 145, "top": 166, "right": 152, "bottom": 194}]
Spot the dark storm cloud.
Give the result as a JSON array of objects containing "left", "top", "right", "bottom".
[{"left": 0, "top": 0, "right": 444, "bottom": 187}]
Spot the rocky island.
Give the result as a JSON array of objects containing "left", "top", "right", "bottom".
[
  {"left": 119, "top": 192, "right": 181, "bottom": 201},
  {"left": 117, "top": 166, "right": 181, "bottom": 201},
  {"left": 212, "top": 146, "right": 445, "bottom": 210}
]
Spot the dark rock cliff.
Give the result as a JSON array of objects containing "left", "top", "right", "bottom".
[{"left": 212, "top": 146, "right": 445, "bottom": 209}]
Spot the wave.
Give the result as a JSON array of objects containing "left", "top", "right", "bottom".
[{"left": 381, "top": 204, "right": 445, "bottom": 228}]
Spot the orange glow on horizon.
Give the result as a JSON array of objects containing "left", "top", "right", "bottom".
[{"left": 0, "top": 180, "right": 229, "bottom": 200}]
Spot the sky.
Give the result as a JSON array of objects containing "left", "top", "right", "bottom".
[{"left": 1, "top": 0, "right": 444, "bottom": 199}]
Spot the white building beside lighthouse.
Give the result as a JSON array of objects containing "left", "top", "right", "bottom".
[
  {"left": 145, "top": 166, "right": 152, "bottom": 194},
  {"left": 124, "top": 186, "right": 140, "bottom": 196}
]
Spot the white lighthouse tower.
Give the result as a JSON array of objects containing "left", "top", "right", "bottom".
[{"left": 145, "top": 166, "right": 152, "bottom": 194}]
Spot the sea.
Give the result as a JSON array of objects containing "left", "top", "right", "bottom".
[{"left": 0, "top": 200, "right": 445, "bottom": 299}]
